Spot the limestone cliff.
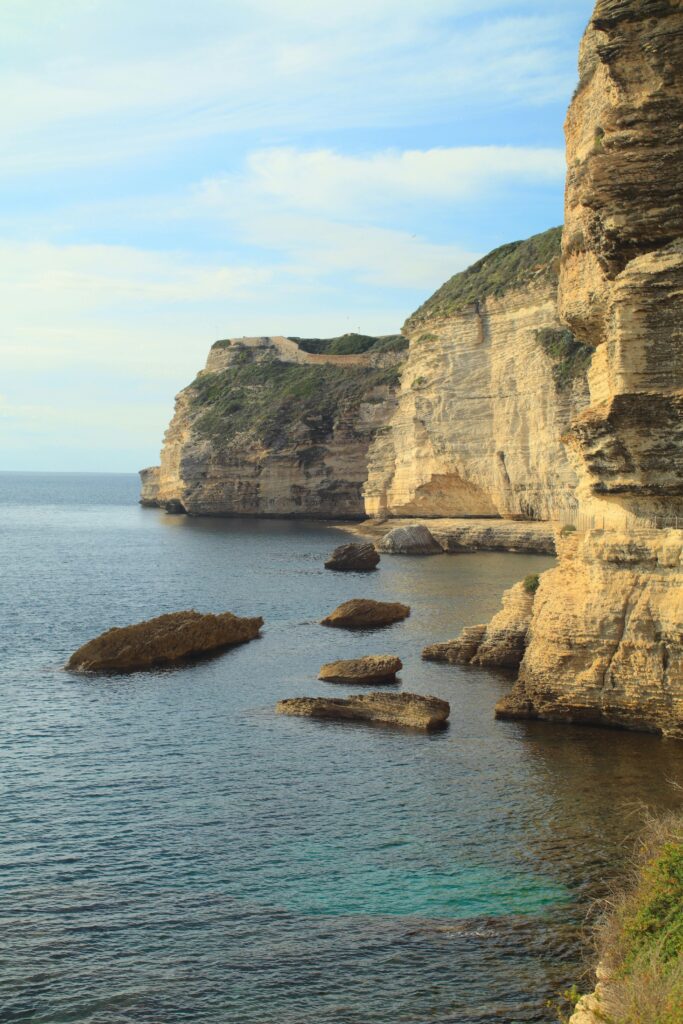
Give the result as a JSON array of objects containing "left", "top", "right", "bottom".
[
  {"left": 496, "top": 0, "right": 683, "bottom": 736},
  {"left": 139, "top": 334, "right": 406, "bottom": 518},
  {"left": 364, "top": 228, "right": 591, "bottom": 520}
]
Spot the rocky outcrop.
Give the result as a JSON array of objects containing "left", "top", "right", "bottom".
[
  {"left": 324, "top": 542, "right": 380, "bottom": 572},
  {"left": 66, "top": 610, "right": 263, "bottom": 673},
  {"left": 318, "top": 655, "right": 402, "bottom": 684},
  {"left": 276, "top": 691, "right": 450, "bottom": 730},
  {"left": 496, "top": 530, "right": 683, "bottom": 736},
  {"left": 321, "top": 599, "right": 411, "bottom": 630},
  {"left": 376, "top": 524, "right": 442, "bottom": 555},
  {"left": 423, "top": 580, "right": 536, "bottom": 669},
  {"left": 497, "top": 0, "right": 683, "bottom": 737},
  {"left": 364, "top": 228, "right": 591, "bottom": 520},
  {"left": 139, "top": 466, "right": 160, "bottom": 507},
  {"left": 139, "top": 334, "right": 406, "bottom": 518},
  {"left": 351, "top": 516, "right": 557, "bottom": 554}
]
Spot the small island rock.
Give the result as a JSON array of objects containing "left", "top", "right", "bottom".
[
  {"left": 319, "top": 655, "right": 402, "bottom": 684},
  {"left": 321, "top": 598, "right": 410, "bottom": 629},
  {"left": 377, "top": 524, "right": 442, "bottom": 555},
  {"left": 324, "top": 542, "right": 380, "bottom": 572},
  {"left": 66, "top": 609, "right": 263, "bottom": 673},
  {"left": 276, "top": 691, "right": 449, "bottom": 730}
]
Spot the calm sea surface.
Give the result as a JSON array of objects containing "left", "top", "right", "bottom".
[{"left": 1, "top": 472, "right": 681, "bottom": 1024}]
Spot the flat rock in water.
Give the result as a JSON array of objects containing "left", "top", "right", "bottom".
[
  {"left": 324, "top": 542, "right": 380, "bottom": 572},
  {"left": 321, "top": 598, "right": 410, "bottom": 629},
  {"left": 66, "top": 609, "right": 263, "bottom": 673},
  {"left": 377, "top": 525, "right": 442, "bottom": 555},
  {"left": 319, "top": 654, "right": 402, "bottom": 684},
  {"left": 276, "top": 691, "right": 449, "bottom": 730}
]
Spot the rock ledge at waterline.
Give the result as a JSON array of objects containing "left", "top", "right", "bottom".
[
  {"left": 277, "top": 692, "right": 449, "bottom": 730},
  {"left": 66, "top": 610, "right": 263, "bottom": 673}
]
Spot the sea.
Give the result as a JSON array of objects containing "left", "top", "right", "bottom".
[{"left": 1, "top": 471, "right": 681, "bottom": 1024}]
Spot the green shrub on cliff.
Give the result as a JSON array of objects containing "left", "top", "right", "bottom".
[
  {"left": 406, "top": 226, "right": 562, "bottom": 327},
  {"left": 189, "top": 361, "right": 400, "bottom": 448},
  {"left": 587, "top": 810, "right": 683, "bottom": 1024},
  {"left": 523, "top": 573, "right": 540, "bottom": 594},
  {"left": 289, "top": 332, "right": 408, "bottom": 356},
  {"left": 536, "top": 327, "right": 593, "bottom": 390}
]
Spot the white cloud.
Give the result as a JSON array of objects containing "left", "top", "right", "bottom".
[
  {"left": 0, "top": 1, "right": 579, "bottom": 174},
  {"left": 227, "top": 145, "right": 565, "bottom": 215}
]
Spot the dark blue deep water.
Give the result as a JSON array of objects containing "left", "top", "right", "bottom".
[{"left": 1, "top": 472, "right": 682, "bottom": 1024}]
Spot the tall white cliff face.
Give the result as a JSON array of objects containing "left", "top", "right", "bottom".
[
  {"left": 496, "top": 0, "right": 683, "bottom": 737},
  {"left": 364, "top": 260, "right": 590, "bottom": 520}
]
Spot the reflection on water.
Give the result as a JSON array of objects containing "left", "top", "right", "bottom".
[{"left": 0, "top": 472, "right": 681, "bottom": 1024}]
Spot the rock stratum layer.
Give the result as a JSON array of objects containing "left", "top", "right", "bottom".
[
  {"left": 495, "top": 0, "right": 683, "bottom": 737},
  {"left": 141, "top": 237, "right": 591, "bottom": 521},
  {"left": 140, "top": 333, "right": 407, "bottom": 518},
  {"left": 365, "top": 228, "right": 591, "bottom": 520}
]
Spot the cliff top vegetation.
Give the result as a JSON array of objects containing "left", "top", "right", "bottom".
[
  {"left": 587, "top": 809, "right": 683, "bottom": 1024},
  {"left": 406, "top": 226, "right": 562, "bottom": 328},
  {"left": 189, "top": 360, "right": 400, "bottom": 449},
  {"left": 288, "top": 333, "right": 408, "bottom": 356}
]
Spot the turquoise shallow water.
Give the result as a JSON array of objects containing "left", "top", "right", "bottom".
[{"left": 1, "top": 472, "right": 682, "bottom": 1024}]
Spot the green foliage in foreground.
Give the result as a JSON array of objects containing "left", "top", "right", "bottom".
[
  {"left": 621, "top": 842, "right": 683, "bottom": 970},
  {"left": 288, "top": 332, "right": 408, "bottom": 356},
  {"left": 589, "top": 812, "right": 683, "bottom": 1024},
  {"left": 523, "top": 573, "right": 540, "bottom": 595},
  {"left": 407, "top": 226, "right": 562, "bottom": 326},
  {"left": 190, "top": 361, "right": 400, "bottom": 448},
  {"left": 536, "top": 327, "right": 593, "bottom": 390}
]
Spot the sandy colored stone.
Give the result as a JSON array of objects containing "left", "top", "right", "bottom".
[
  {"left": 66, "top": 609, "right": 263, "bottom": 673},
  {"left": 497, "top": 531, "right": 683, "bottom": 736},
  {"left": 363, "top": 259, "right": 590, "bottom": 521},
  {"left": 377, "top": 525, "right": 442, "bottom": 555},
  {"left": 138, "top": 335, "right": 403, "bottom": 518},
  {"left": 318, "top": 655, "right": 402, "bottom": 684},
  {"left": 321, "top": 599, "right": 411, "bottom": 630},
  {"left": 423, "top": 581, "right": 536, "bottom": 669},
  {"left": 507, "top": 0, "right": 683, "bottom": 737},
  {"left": 350, "top": 517, "right": 556, "bottom": 554},
  {"left": 276, "top": 691, "right": 449, "bottom": 730},
  {"left": 324, "top": 542, "right": 379, "bottom": 572}
]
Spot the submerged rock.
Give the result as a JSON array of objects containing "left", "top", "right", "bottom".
[
  {"left": 377, "top": 525, "right": 442, "bottom": 555},
  {"left": 276, "top": 691, "right": 449, "bottom": 730},
  {"left": 319, "top": 655, "right": 402, "bottom": 684},
  {"left": 321, "top": 598, "right": 410, "bottom": 629},
  {"left": 66, "top": 609, "right": 263, "bottom": 673},
  {"left": 324, "top": 542, "right": 380, "bottom": 572}
]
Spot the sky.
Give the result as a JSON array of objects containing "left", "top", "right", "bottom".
[{"left": 0, "top": 0, "right": 595, "bottom": 472}]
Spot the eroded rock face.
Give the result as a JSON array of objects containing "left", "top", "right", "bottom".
[
  {"left": 364, "top": 229, "right": 591, "bottom": 520},
  {"left": 501, "top": 0, "right": 683, "bottom": 737},
  {"left": 321, "top": 599, "right": 411, "bottom": 629},
  {"left": 139, "top": 335, "right": 405, "bottom": 518},
  {"left": 276, "top": 691, "right": 449, "bottom": 730},
  {"left": 497, "top": 531, "right": 683, "bottom": 736},
  {"left": 423, "top": 581, "right": 536, "bottom": 670},
  {"left": 377, "top": 525, "right": 442, "bottom": 555},
  {"left": 324, "top": 542, "right": 380, "bottom": 572},
  {"left": 318, "top": 655, "right": 402, "bottom": 684},
  {"left": 66, "top": 610, "right": 263, "bottom": 673}
]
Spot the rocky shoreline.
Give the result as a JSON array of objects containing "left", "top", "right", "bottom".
[{"left": 344, "top": 516, "right": 556, "bottom": 555}]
